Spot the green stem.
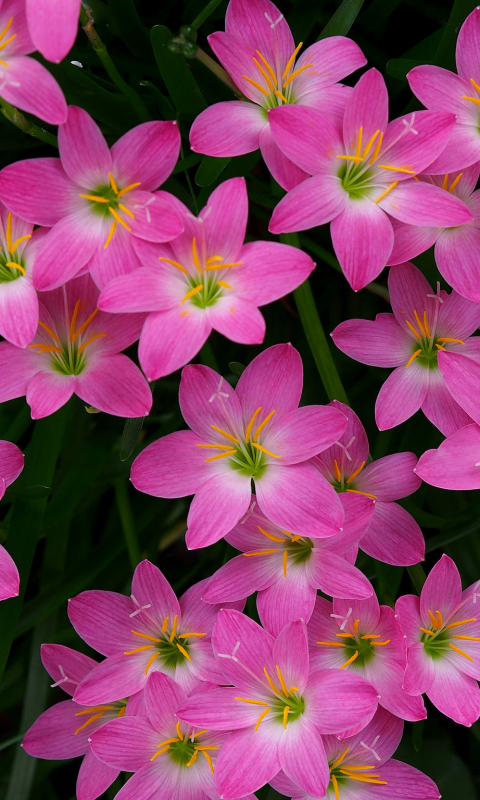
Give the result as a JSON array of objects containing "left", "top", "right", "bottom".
[
  {"left": 0, "top": 97, "right": 57, "bottom": 146},
  {"left": 80, "top": 8, "right": 151, "bottom": 122},
  {"left": 407, "top": 563, "right": 427, "bottom": 594},
  {"left": 191, "top": 0, "right": 225, "bottom": 30},
  {"left": 195, "top": 48, "right": 245, "bottom": 98},
  {"left": 114, "top": 478, "right": 141, "bottom": 569}
]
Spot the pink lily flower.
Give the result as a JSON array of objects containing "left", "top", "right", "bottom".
[
  {"left": 408, "top": 7, "right": 480, "bottom": 173},
  {"left": 267, "top": 68, "right": 472, "bottom": 290},
  {"left": 98, "top": 177, "right": 315, "bottom": 380},
  {"left": 189, "top": 0, "right": 366, "bottom": 190},
  {"left": 332, "top": 261, "right": 480, "bottom": 435},
  {"left": 71, "top": 560, "right": 244, "bottom": 706},
  {"left": 0, "top": 438, "right": 23, "bottom": 601},
  {"left": 131, "top": 344, "right": 348, "bottom": 549},
  {"left": 388, "top": 164, "right": 480, "bottom": 303},
  {"left": 22, "top": 644, "right": 143, "bottom": 800},
  {"left": 202, "top": 493, "right": 374, "bottom": 636},
  {"left": 396, "top": 554, "right": 480, "bottom": 726},
  {"left": 26, "top": 0, "right": 80, "bottom": 63},
  {"left": 89, "top": 672, "right": 248, "bottom": 800},
  {"left": 0, "top": 273, "right": 152, "bottom": 419},
  {"left": 415, "top": 423, "right": 480, "bottom": 490},
  {"left": 0, "top": 0, "right": 67, "bottom": 123},
  {"left": 269, "top": 706, "right": 440, "bottom": 800},
  {"left": 307, "top": 595, "right": 426, "bottom": 722},
  {"left": 176, "top": 611, "right": 379, "bottom": 799},
  {"left": 312, "top": 400, "right": 425, "bottom": 565},
  {"left": 0, "top": 105, "right": 182, "bottom": 290}
]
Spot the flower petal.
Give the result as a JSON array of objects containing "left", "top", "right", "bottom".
[
  {"left": 360, "top": 501, "right": 425, "bottom": 567},
  {"left": 190, "top": 101, "right": 266, "bottom": 156},
  {"left": 58, "top": 106, "right": 111, "bottom": 188},
  {"left": 89, "top": 716, "right": 157, "bottom": 771},
  {"left": 111, "top": 121, "right": 180, "bottom": 192},
  {"left": 26, "top": 0, "right": 81, "bottom": 63},
  {"left": 427, "top": 659, "right": 480, "bottom": 726},
  {"left": 33, "top": 211, "right": 103, "bottom": 291},
  {"left": 259, "top": 124, "right": 309, "bottom": 191},
  {"left": 306, "top": 669, "right": 379, "bottom": 733},
  {"left": 23, "top": 699, "right": 91, "bottom": 758},
  {"left": 269, "top": 174, "right": 347, "bottom": 234},
  {"left": 3, "top": 55, "right": 67, "bottom": 124},
  {"left": 0, "top": 278, "right": 38, "bottom": 348},
  {"left": 435, "top": 222, "right": 480, "bottom": 303},
  {"left": 40, "top": 643, "right": 97, "bottom": 695},
  {"left": 76, "top": 748, "right": 120, "bottom": 800},
  {"left": 0, "top": 544, "right": 19, "bottom": 600},
  {"left": 378, "top": 180, "right": 473, "bottom": 226},
  {"left": 415, "top": 423, "right": 480, "bottom": 489},
  {"left": 343, "top": 68, "right": 389, "bottom": 154},
  {"left": 26, "top": 370, "right": 75, "bottom": 419},
  {"left": 257, "top": 570, "right": 317, "bottom": 636},
  {"left": 330, "top": 199, "right": 394, "bottom": 291},
  {"left": 186, "top": 470, "right": 251, "bottom": 548},
  {"left": 138, "top": 308, "right": 211, "bottom": 381},
  {"left": 421, "top": 368, "right": 474, "bottom": 436},
  {"left": 0, "top": 341, "right": 38, "bottom": 401},
  {"left": 356, "top": 452, "right": 421, "bottom": 501},
  {"left": 0, "top": 158, "right": 78, "bottom": 226},
  {"left": 75, "top": 355, "right": 152, "bottom": 418},
  {"left": 278, "top": 717, "right": 329, "bottom": 798},
  {"left": 438, "top": 350, "right": 480, "bottom": 425},
  {"left": 179, "top": 363, "right": 243, "bottom": 441},
  {"left": 239, "top": 240, "right": 315, "bottom": 306},
  {"left": 225, "top": 0, "right": 294, "bottom": 66},
  {"left": 266, "top": 404, "right": 347, "bottom": 464},
  {"left": 375, "top": 363, "right": 428, "bottom": 430},
  {"left": 207, "top": 295, "right": 266, "bottom": 345},
  {"left": 408, "top": 65, "right": 474, "bottom": 119},
  {"left": 131, "top": 430, "right": 212, "bottom": 499},
  {"left": 420, "top": 554, "right": 462, "bottom": 622},
  {"left": 332, "top": 313, "right": 412, "bottom": 367},
  {"left": 236, "top": 342, "right": 303, "bottom": 420},
  {"left": 268, "top": 105, "right": 342, "bottom": 176},
  {"left": 214, "top": 723, "right": 281, "bottom": 798}
]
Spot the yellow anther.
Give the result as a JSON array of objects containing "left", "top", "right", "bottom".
[
  {"left": 132, "top": 630, "right": 162, "bottom": 642},
  {"left": 109, "top": 172, "right": 119, "bottom": 194},
  {"left": 68, "top": 300, "right": 81, "bottom": 342},
  {"left": 243, "top": 549, "right": 280, "bottom": 557},
  {"left": 253, "top": 409, "right": 276, "bottom": 441},
  {"left": 448, "top": 172, "right": 463, "bottom": 193},
  {"left": 206, "top": 255, "right": 224, "bottom": 265},
  {"left": 282, "top": 550, "right": 288, "bottom": 578},
  {"left": 74, "top": 712, "right": 105, "bottom": 735},
  {"left": 282, "top": 63, "right": 313, "bottom": 88},
  {"left": 242, "top": 75, "right": 270, "bottom": 96},
  {"left": 370, "top": 131, "right": 384, "bottom": 162},
  {"left": 341, "top": 765, "right": 376, "bottom": 771},
  {"left": 157, "top": 737, "right": 180, "bottom": 747},
  {"left": 336, "top": 154, "right": 364, "bottom": 163},
  {"left": 449, "top": 642, "right": 474, "bottom": 661},
  {"left": 345, "top": 489, "right": 377, "bottom": 499},
  {"left": 471, "top": 78, "right": 480, "bottom": 94},
  {"left": 8, "top": 233, "right": 31, "bottom": 255},
  {"left": 218, "top": 280, "right": 233, "bottom": 289},
  {"left": 282, "top": 42, "right": 303, "bottom": 80},
  {"left": 317, "top": 641, "right": 347, "bottom": 647},
  {"left": 202, "top": 750, "right": 214, "bottom": 773},
  {"left": 75, "top": 705, "right": 116, "bottom": 715},
  {"left": 180, "top": 284, "right": 204, "bottom": 304},
  {"left": 360, "top": 634, "right": 380, "bottom": 640},
  {"left": 79, "top": 193, "right": 110, "bottom": 203},
  {"left": 78, "top": 333, "right": 107, "bottom": 355},
  {"left": 192, "top": 730, "right": 208, "bottom": 739},
  {"left": 405, "top": 349, "right": 422, "bottom": 368},
  {"left": 340, "top": 773, "right": 387, "bottom": 785},
  {"left": 245, "top": 407, "right": 262, "bottom": 443},
  {"left": 331, "top": 774, "right": 340, "bottom": 800},
  {"left": 331, "top": 747, "right": 350, "bottom": 769},
  {"left": 423, "top": 311, "right": 431, "bottom": 338},
  {"left": 0, "top": 59, "right": 8, "bottom": 66},
  {"left": 414, "top": 310, "right": 426, "bottom": 337},
  {"left": 151, "top": 745, "right": 170, "bottom": 760},
  {"left": 354, "top": 127, "right": 363, "bottom": 161},
  {"left": 0, "top": 17, "right": 13, "bottom": 43},
  {"left": 117, "top": 181, "right": 141, "bottom": 198},
  {"left": 334, "top": 459, "right": 341, "bottom": 482},
  {"left": 29, "top": 344, "right": 63, "bottom": 354},
  {"left": 276, "top": 665, "right": 289, "bottom": 697},
  {"left": 253, "top": 57, "right": 274, "bottom": 91},
  {"left": 462, "top": 95, "right": 480, "bottom": 107},
  {"left": 210, "top": 426, "right": 240, "bottom": 444},
  {"left": 235, "top": 697, "right": 269, "bottom": 705},
  {"left": 161, "top": 616, "right": 169, "bottom": 633},
  {"left": 255, "top": 50, "right": 277, "bottom": 87},
  {"left": 290, "top": 534, "right": 302, "bottom": 542},
  {"left": 251, "top": 442, "right": 281, "bottom": 458},
  {"left": 371, "top": 639, "right": 390, "bottom": 646},
  {"left": 445, "top": 618, "right": 477, "bottom": 629},
  {"left": 373, "top": 180, "right": 398, "bottom": 204},
  {"left": 191, "top": 237, "right": 201, "bottom": 271},
  {"left": 258, "top": 526, "right": 285, "bottom": 543},
  {"left": 0, "top": 32, "right": 16, "bottom": 51},
  {"left": 405, "top": 319, "right": 422, "bottom": 339},
  {"left": 263, "top": 667, "right": 280, "bottom": 694},
  {"left": 452, "top": 635, "right": 480, "bottom": 640},
  {"left": 274, "top": 89, "right": 289, "bottom": 103},
  {"left": 254, "top": 706, "right": 271, "bottom": 731},
  {"left": 204, "top": 449, "right": 236, "bottom": 462},
  {"left": 203, "top": 261, "right": 242, "bottom": 270},
  {"left": 194, "top": 745, "right": 220, "bottom": 751},
  {"left": 71, "top": 307, "right": 99, "bottom": 343},
  {"left": 437, "top": 337, "right": 465, "bottom": 344},
  {"left": 186, "top": 750, "right": 199, "bottom": 767},
  {"left": 38, "top": 320, "right": 60, "bottom": 342},
  {"left": 169, "top": 615, "right": 178, "bottom": 642},
  {"left": 118, "top": 203, "right": 135, "bottom": 218},
  {"left": 442, "top": 174, "right": 449, "bottom": 191},
  {"left": 196, "top": 443, "right": 237, "bottom": 450},
  {"left": 337, "top": 632, "right": 355, "bottom": 638},
  {"left": 420, "top": 627, "right": 435, "bottom": 637},
  {"left": 144, "top": 652, "right": 160, "bottom": 675},
  {"left": 361, "top": 129, "right": 380, "bottom": 160},
  {"left": 104, "top": 219, "right": 116, "bottom": 249},
  {"left": 178, "top": 632, "right": 206, "bottom": 638},
  {"left": 176, "top": 642, "right": 192, "bottom": 661},
  {"left": 377, "top": 165, "right": 416, "bottom": 174},
  {"left": 176, "top": 721, "right": 184, "bottom": 740},
  {"left": 109, "top": 206, "right": 131, "bottom": 231},
  {"left": 346, "top": 461, "right": 365, "bottom": 484},
  {"left": 353, "top": 619, "right": 359, "bottom": 633},
  {"left": 124, "top": 645, "right": 154, "bottom": 654},
  {"left": 428, "top": 610, "right": 438, "bottom": 630},
  {"left": 436, "top": 610, "right": 443, "bottom": 629},
  {"left": 283, "top": 705, "right": 290, "bottom": 728}
]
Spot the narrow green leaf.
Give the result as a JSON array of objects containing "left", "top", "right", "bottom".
[
  {"left": 199, "top": 340, "right": 219, "bottom": 371},
  {"left": 114, "top": 478, "right": 142, "bottom": 569},
  {"left": 229, "top": 362, "right": 245, "bottom": 378},
  {"left": 317, "top": 0, "right": 364, "bottom": 39},
  {"left": 151, "top": 25, "right": 207, "bottom": 121},
  {"left": 195, "top": 155, "right": 232, "bottom": 187},
  {"left": 120, "top": 417, "right": 146, "bottom": 461},
  {"left": 174, "top": 152, "right": 203, "bottom": 174},
  {"left": 412, "top": 720, "right": 424, "bottom": 753},
  {"left": 386, "top": 58, "right": 424, "bottom": 81},
  {"left": 426, "top": 518, "right": 480, "bottom": 553},
  {"left": 191, "top": 0, "right": 226, "bottom": 30},
  {"left": 407, "top": 563, "right": 427, "bottom": 594},
  {"left": 107, "top": 0, "right": 150, "bottom": 57},
  {"left": 433, "top": 0, "right": 478, "bottom": 70}
]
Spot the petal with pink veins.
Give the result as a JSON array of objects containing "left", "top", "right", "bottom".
[
  {"left": 207, "top": 295, "right": 266, "bottom": 345},
  {"left": 265, "top": 404, "right": 347, "bottom": 464},
  {"left": 421, "top": 368, "right": 474, "bottom": 436},
  {"left": 203, "top": 552, "right": 281, "bottom": 604},
  {"left": 22, "top": 699, "right": 91, "bottom": 759},
  {"left": 236, "top": 343, "right": 303, "bottom": 420},
  {"left": 268, "top": 105, "right": 342, "bottom": 176},
  {"left": 0, "top": 278, "right": 38, "bottom": 348},
  {"left": 368, "top": 655, "right": 427, "bottom": 722},
  {"left": 74, "top": 652, "right": 148, "bottom": 705},
  {"left": 360, "top": 501, "right": 425, "bottom": 567},
  {"left": 27, "top": 370, "right": 76, "bottom": 419},
  {"left": 375, "top": 362, "right": 429, "bottom": 430},
  {"left": 208, "top": 31, "right": 275, "bottom": 103},
  {"left": 139, "top": 307, "right": 210, "bottom": 381},
  {"left": 0, "top": 342, "right": 39, "bottom": 401},
  {"left": 408, "top": 65, "right": 476, "bottom": 121},
  {"left": 212, "top": 607, "right": 275, "bottom": 691},
  {"left": 424, "top": 123, "right": 480, "bottom": 174},
  {"left": 186, "top": 469, "right": 251, "bottom": 548},
  {"left": 98, "top": 268, "right": 178, "bottom": 314},
  {"left": 343, "top": 69, "right": 389, "bottom": 154},
  {"left": 375, "top": 759, "right": 440, "bottom": 799},
  {"left": 0, "top": 544, "right": 19, "bottom": 600},
  {"left": 294, "top": 36, "right": 367, "bottom": 93},
  {"left": 427, "top": 659, "right": 480, "bottom": 726},
  {"left": 75, "top": 355, "right": 152, "bottom": 418},
  {"left": 260, "top": 124, "right": 309, "bottom": 191},
  {"left": 111, "top": 121, "right": 180, "bottom": 192},
  {"left": 378, "top": 180, "right": 473, "bottom": 226},
  {"left": 403, "top": 641, "right": 435, "bottom": 695},
  {"left": 40, "top": 643, "right": 97, "bottom": 695},
  {"left": 87, "top": 224, "right": 142, "bottom": 290},
  {"left": 332, "top": 313, "right": 412, "bottom": 367},
  {"left": 110, "top": 762, "right": 177, "bottom": 800},
  {"left": 131, "top": 430, "right": 211, "bottom": 499},
  {"left": 0, "top": 439, "right": 24, "bottom": 486},
  {"left": 58, "top": 106, "right": 111, "bottom": 188},
  {"left": 309, "top": 548, "right": 374, "bottom": 598},
  {"left": 225, "top": 0, "right": 294, "bottom": 66},
  {"left": 67, "top": 590, "right": 137, "bottom": 656},
  {"left": 33, "top": 210, "right": 104, "bottom": 291},
  {"left": 0, "top": 158, "right": 78, "bottom": 226},
  {"left": 202, "top": 177, "right": 249, "bottom": 261},
  {"left": 435, "top": 223, "right": 480, "bottom": 303},
  {"left": 420, "top": 554, "right": 462, "bottom": 622},
  {"left": 438, "top": 350, "right": 480, "bottom": 424},
  {"left": 179, "top": 363, "right": 243, "bottom": 441},
  {"left": 89, "top": 717, "right": 157, "bottom": 771},
  {"left": 128, "top": 189, "right": 184, "bottom": 243},
  {"left": 415, "top": 423, "right": 480, "bottom": 489},
  {"left": 306, "top": 669, "right": 378, "bottom": 733},
  {"left": 387, "top": 221, "right": 440, "bottom": 265},
  {"left": 26, "top": 0, "right": 81, "bottom": 63},
  {"left": 190, "top": 101, "right": 266, "bottom": 157},
  {"left": 278, "top": 717, "right": 329, "bottom": 798},
  {"left": 239, "top": 240, "right": 315, "bottom": 306},
  {"left": 379, "top": 110, "right": 456, "bottom": 174},
  {"left": 436, "top": 278, "right": 480, "bottom": 338},
  {"left": 214, "top": 722, "right": 281, "bottom": 798},
  {"left": 269, "top": 173, "right": 347, "bottom": 234},
  {"left": 257, "top": 568, "right": 318, "bottom": 636},
  {"left": 456, "top": 7, "right": 480, "bottom": 79},
  {"left": 76, "top": 749, "right": 120, "bottom": 800},
  {"left": 357, "top": 452, "right": 421, "bottom": 500},
  {"left": 3, "top": 55, "right": 67, "bottom": 124},
  {"left": 273, "top": 619, "right": 310, "bottom": 692}
]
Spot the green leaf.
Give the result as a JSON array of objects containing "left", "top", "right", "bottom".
[
  {"left": 396, "top": 739, "right": 476, "bottom": 800},
  {"left": 407, "top": 563, "right": 427, "bottom": 594},
  {"left": 190, "top": 0, "right": 226, "bottom": 30},
  {"left": 151, "top": 25, "right": 207, "bottom": 122},
  {"left": 386, "top": 58, "right": 424, "bottom": 81},
  {"left": 107, "top": 0, "right": 150, "bottom": 57},
  {"left": 120, "top": 417, "right": 146, "bottom": 461},
  {"left": 229, "top": 362, "right": 246, "bottom": 378},
  {"left": 195, "top": 155, "right": 232, "bottom": 187},
  {"left": 426, "top": 518, "right": 480, "bottom": 553},
  {"left": 433, "top": 0, "right": 479, "bottom": 70},
  {"left": 174, "top": 152, "right": 203, "bottom": 174},
  {"left": 412, "top": 720, "right": 424, "bottom": 753},
  {"left": 317, "top": 0, "right": 364, "bottom": 39}
]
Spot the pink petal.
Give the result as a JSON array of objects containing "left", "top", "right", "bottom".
[
  {"left": 257, "top": 571, "right": 317, "bottom": 636},
  {"left": 239, "top": 240, "right": 315, "bottom": 306},
  {"left": 0, "top": 157, "right": 77, "bottom": 226},
  {"left": 190, "top": 101, "right": 266, "bottom": 156},
  {"left": 131, "top": 430, "right": 211, "bottom": 499},
  {"left": 203, "top": 552, "right": 281, "bottom": 603},
  {"left": 395, "top": 593, "right": 422, "bottom": 646},
  {"left": 207, "top": 295, "right": 266, "bottom": 344},
  {"left": 438, "top": 349, "right": 480, "bottom": 424},
  {"left": 67, "top": 590, "right": 137, "bottom": 656},
  {"left": 111, "top": 763, "right": 177, "bottom": 800},
  {"left": 314, "top": 399, "right": 369, "bottom": 481},
  {"left": 435, "top": 223, "right": 480, "bottom": 303},
  {"left": 307, "top": 669, "right": 379, "bottom": 733},
  {"left": 128, "top": 189, "right": 183, "bottom": 243},
  {"left": 26, "top": 370, "right": 76, "bottom": 419},
  {"left": 375, "top": 363, "right": 428, "bottom": 430},
  {"left": 40, "top": 643, "right": 97, "bottom": 696},
  {"left": 0, "top": 544, "right": 19, "bottom": 600},
  {"left": 95, "top": 309, "right": 145, "bottom": 356},
  {"left": 356, "top": 452, "right": 421, "bottom": 500},
  {"left": 22, "top": 699, "right": 90, "bottom": 758},
  {"left": 427, "top": 122, "right": 480, "bottom": 173},
  {"left": 420, "top": 554, "right": 462, "bottom": 621},
  {"left": 273, "top": 619, "right": 309, "bottom": 691},
  {"left": 26, "top": 0, "right": 81, "bottom": 62},
  {"left": 214, "top": 723, "right": 281, "bottom": 798},
  {"left": 310, "top": 548, "right": 373, "bottom": 599},
  {"left": 379, "top": 110, "right": 456, "bottom": 175},
  {"left": 225, "top": 0, "right": 294, "bottom": 66},
  {"left": 89, "top": 716, "right": 157, "bottom": 771},
  {"left": 371, "top": 658, "right": 426, "bottom": 722},
  {"left": 427, "top": 660, "right": 480, "bottom": 725},
  {"left": 403, "top": 641, "right": 435, "bottom": 695},
  {"left": 255, "top": 461, "right": 344, "bottom": 538},
  {"left": 457, "top": 7, "right": 480, "bottom": 79},
  {"left": 98, "top": 268, "right": 177, "bottom": 314},
  {"left": 3, "top": 55, "right": 67, "bottom": 124},
  {"left": 388, "top": 221, "right": 440, "bottom": 265},
  {"left": 186, "top": 470, "right": 251, "bottom": 548},
  {"left": 278, "top": 717, "right": 329, "bottom": 798},
  {"left": 87, "top": 224, "right": 142, "bottom": 290},
  {"left": 1, "top": 0, "right": 33, "bottom": 56},
  {"left": 111, "top": 121, "right": 180, "bottom": 192},
  {"left": 299, "top": 82, "right": 352, "bottom": 120},
  {"left": 202, "top": 177, "right": 248, "bottom": 261},
  {"left": 33, "top": 211, "right": 103, "bottom": 291},
  {"left": 421, "top": 368, "right": 474, "bottom": 436},
  {"left": 375, "top": 759, "right": 440, "bottom": 799},
  {"left": 179, "top": 363, "right": 243, "bottom": 441},
  {"left": 295, "top": 36, "right": 366, "bottom": 92},
  {"left": 415, "top": 423, "right": 480, "bottom": 489},
  {"left": 259, "top": 124, "right": 309, "bottom": 191},
  {"left": 268, "top": 105, "right": 342, "bottom": 176},
  {"left": 378, "top": 180, "right": 473, "bottom": 226},
  {"left": 332, "top": 313, "right": 412, "bottom": 367},
  {"left": 131, "top": 560, "right": 180, "bottom": 631},
  {"left": 139, "top": 307, "right": 210, "bottom": 381},
  {"left": 75, "top": 355, "right": 152, "bottom": 418},
  {"left": 207, "top": 31, "right": 268, "bottom": 104},
  {"left": 343, "top": 69, "right": 389, "bottom": 154},
  {"left": 58, "top": 106, "right": 111, "bottom": 188},
  {"left": 360, "top": 501, "right": 425, "bottom": 566},
  {"left": 266, "top": 405, "right": 347, "bottom": 464},
  {"left": 76, "top": 748, "right": 119, "bottom": 800},
  {"left": 408, "top": 65, "right": 475, "bottom": 121},
  {"left": 236, "top": 342, "right": 303, "bottom": 419},
  {"left": 388, "top": 261, "right": 436, "bottom": 330},
  {"left": 0, "top": 342, "right": 38, "bottom": 402},
  {"left": 74, "top": 652, "right": 147, "bottom": 705},
  {"left": 0, "top": 278, "right": 38, "bottom": 348},
  {"left": 330, "top": 199, "right": 394, "bottom": 290},
  {"left": 212, "top": 608, "right": 275, "bottom": 691},
  {"left": 436, "top": 280, "right": 480, "bottom": 339},
  {"left": 0, "top": 439, "right": 24, "bottom": 485},
  {"left": 145, "top": 670, "right": 188, "bottom": 731}
]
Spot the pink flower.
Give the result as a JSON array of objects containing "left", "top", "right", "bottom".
[
  {"left": 131, "top": 344, "right": 348, "bottom": 549},
  {"left": 269, "top": 707, "right": 440, "bottom": 800},
  {"left": 396, "top": 554, "right": 480, "bottom": 726},
  {"left": 98, "top": 178, "right": 315, "bottom": 380},
  {"left": 408, "top": 7, "right": 480, "bottom": 173},
  {"left": 202, "top": 493, "right": 374, "bottom": 636},
  {"left": 332, "top": 261, "right": 480, "bottom": 435},
  {"left": 0, "top": 273, "right": 152, "bottom": 419},
  {"left": 0, "top": 438, "right": 23, "bottom": 601},
  {"left": 268, "top": 68, "right": 472, "bottom": 290},
  {"left": 415, "top": 423, "right": 480, "bottom": 490},
  {"left": 89, "top": 672, "right": 241, "bottom": 800},
  {"left": 0, "top": 105, "right": 182, "bottom": 290},
  {"left": 189, "top": 0, "right": 366, "bottom": 190},
  {"left": 307, "top": 595, "right": 426, "bottom": 722},
  {"left": 22, "top": 644, "right": 141, "bottom": 800},
  {"left": 26, "top": 0, "right": 80, "bottom": 63},
  {"left": 313, "top": 400, "right": 424, "bottom": 565},
  {"left": 176, "top": 611, "right": 379, "bottom": 799},
  {"left": 71, "top": 560, "right": 243, "bottom": 706},
  {"left": 0, "top": 0, "right": 67, "bottom": 123}
]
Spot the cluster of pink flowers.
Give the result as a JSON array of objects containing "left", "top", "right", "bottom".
[{"left": 0, "top": 1, "right": 480, "bottom": 798}]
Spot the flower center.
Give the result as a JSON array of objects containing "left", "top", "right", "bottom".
[
  {"left": 317, "top": 617, "right": 390, "bottom": 668},
  {"left": 125, "top": 614, "right": 207, "bottom": 676},
  {"left": 328, "top": 746, "right": 387, "bottom": 799},
  {"left": 241, "top": 41, "right": 314, "bottom": 109},
  {"left": 404, "top": 308, "right": 464, "bottom": 370},
  {"left": 151, "top": 722, "right": 217, "bottom": 773},
  {"left": 0, "top": 212, "right": 31, "bottom": 283},
  {"left": 79, "top": 172, "right": 141, "bottom": 248},
  {"left": 331, "top": 456, "right": 377, "bottom": 500},
  {"left": 420, "top": 609, "right": 479, "bottom": 661},
  {"left": 243, "top": 525, "right": 313, "bottom": 577},
  {"left": 74, "top": 700, "right": 126, "bottom": 735},
  {"left": 235, "top": 664, "right": 305, "bottom": 731},
  {"left": 461, "top": 77, "right": 480, "bottom": 112}
]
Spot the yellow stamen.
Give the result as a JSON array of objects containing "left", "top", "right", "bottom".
[
  {"left": 192, "top": 730, "right": 208, "bottom": 739},
  {"left": 75, "top": 705, "right": 116, "bottom": 715},
  {"left": 437, "top": 337, "right": 465, "bottom": 344},
  {"left": 337, "top": 632, "right": 355, "bottom": 638},
  {"left": 373, "top": 180, "right": 398, "bottom": 204},
  {"left": 169, "top": 615, "right": 178, "bottom": 642},
  {"left": 449, "top": 643, "right": 474, "bottom": 661},
  {"left": 242, "top": 75, "right": 270, "bottom": 96},
  {"left": 245, "top": 407, "right": 263, "bottom": 443},
  {"left": 370, "top": 131, "right": 384, "bottom": 163},
  {"left": 435, "top": 344, "right": 446, "bottom": 351},
  {"left": 282, "top": 63, "right": 313, "bottom": 88},
  {"left": 158, "top": 256, "right": 189, "bottom": 275},
  {"left": 71, "top": 307, "right": 99, "bottom": 342},
  {"left": 178, "top": 632, "right": 206, "bottom": 638},
  {"left": 176, "top": 643, "right": 192, "bottom": 661},
  {"left": 38, "top": 320, "right": 60, "bottom": 342},
  {"left": 9, "top": 234, "right": 31, "bottom": 255},
  {"left": 420, "top": 627, "right": 435, "bottom": 637},
  {"left": 282, "top": 42, "right": 303, "bottom": 80},
  {"left": 442, "top": 173, "right": 449, "bottom": 190},
  {"left": 186, "top": 750, "right": 199, "bottom": 767},
  {"left": 0, "top": 17, "right": 13, "bottom": 43},
  {"left": 151, "top": 745, "right": 170, "bottom": 760},
  {"left": 77, "top": 333, "right": 106, "bottom": 354},
  {"left": 331, "top": 747, "right": 350, "bottom": 769},
  {"left": 340, "top": 773, "right": 387, "bottom": 785},
  {"left": 202, "top": 750, "right": 214, "bottom": 773},
  {"left": 334, "top": 459, "right": 341, "bottom": 482},
  {"left": 68, "top": 300, "right": 81, "bottom": 342},
  {"left": 361, "top": 129, "right": 380, "bottom": 160},
  {"left": 79, "top": 193, "right": 110, "bottom": 203},
  {"left": 132, "top": 630, "right": 161, "bottom": 643},
  {"left": 157, "top": 737, "right": 180, "bottom": 747},
  {"left": 317, "top": 641, "right": 346, "bottom": 647},
  {"left": 255, "top": 51, "right": 277, "bottom": 87},
  {"left": 282, "top": 550, "right": 288, "bottom": 578},
  {"left": 423, "top": 310, "right": 431, "bottom": 338},
  {"left": 345, "top": 489, "right": 377, "bottom": 499},
  {"left": 197, "top": 444, "right": 237, "bottom": 451},
  {"left": 290, "top": 534, "right": 302, "bottom": 542},
  {"left": 253, "top": 57, "right": 274, "bottom": 91},
  {"left": 436, "top": 610, "right": 443, "bottom": 629},
  {"left": 144, "top": 652, "right": 160, "bottom": 675},
  {"left": 371, "top": 639, "right": 390, "bottom": 646},
  {"left": 109, "top": 206, "right": 131, "bottom": 231},
  {"left": 204, "top": 450, "right": 236, "bottom": 462},
  {"left": 336, "top": 154, "right": 364, "bottom": 163},
  {"left": 353, "top": 619, "right": 359, "bottom": 633},
  {"left": 118, "top": 706, "right": 126, "bottom": 717},
  {"left": 203, "top": 261, "right": 242, "bottom": 270},
  {"left": 405, "top": 349, "right": 422, "bottom": 368},
  {"left": 29, "top": 344, "right": 63, "bottom": 354},
  {"left": 194, "top": 745, "right": 220, "bottom": 751},
  {"left": 0, "top": 58, "right": 7, "bottom": 66},
  {"left": 104, "top": 219, "right": 116, "bottom": 249},
  {"left": 118, "top": 203, "right": 134, "bottom": 218},
  {"left": 109, "top": 172, "right": 119, "bottom": 194},
  {"left": 354, "top": 127, "right": 363, "bottom": 161},
  {"left": 377, "top": 164, "right": 416, "bottom": 174},
  {"left": 264, "top": 667, "right": 280, "bottom": 694},
  {"left": 341, "top": 765, "right": 376, "bottom": 771},
  {"left": 218, "top": 280, "right": 232, "bottom": 289},
  {"left": 283, "top": 705, "right": 290, "bottom": 728},
  {"left": 258, "top": 526, "right": 285, "bottom": 543},
  {"left": 210, "top": 425, "right": 240, "bottom": 444},
  {"left": 162, "top": 617, "right": 169, "bottom": 633},
  {"left": 253, "top": 409, "right": 276, "bottom": 441},
  {"left": 124, "top": 645, "right": 154, "bottom": 654},
  {"left": 331, "top": 774, "right": 340, "bottom": 800},
  {"left": 0, "top": 33, "right": 16, "bottom": 51},
  {"left": 181, "top": 284, "right": 203, "bottom": 304},
  {"left": 5, "top": 211, "right": 12, "bottom": 252},
  {"left": 471, "top": 78, "right": 480, "bottom": 93},
  {"left": 192, "top": 237, "right": 201, "bottom": 272},
  {"left": 251, "top": 442, "right": 281, "bottom": 458},
  {"left": 404, "top": 319, "right": 421, "bottom": 339},
  {"left": 448, "top": 173, "right": 463, "bottom": 193},
  {"left": 243, "top": 549, "right": 280, "bottom": 556},
  {"left": 346, "top": 461, "right": 365, "bottom": 484},
  {"left": 414, "top": 310, "right": 426, "bottom": 336},
  {"left": 452, "top": 635, "right": 480, "bottom": 640},
  {"left": 340, "top": 651, "right": 359, "bottom": 669},
  {"left": 445, "top": 618, "right": 477, "bottom": 629},
  {"left": 274, "top": 89, "right": 288, "bottom": 102},
  {"left": 206, "top": 255, "right": 224, "bottom": 265},
  {"left": 462, "top": 95, "right": 480, "bottom": 107},
  {"left": 176, "top": 721, "right": 183, "bottom": 740},
  {"left": 74, "top": 712, "right": 104, "bottom": 734},
  {"left": 235, "top": 697, "right": 269, "bottom": 705},
  {"left": 360, "top": 634, "right": 380, "bottom": 640},
  {"left": 276, "top": 665, "right": 289, "bottom": 697},
  {"left": 117, "top": 181, "right": 141, "bottom": 198},
  {"left": 428, "top": 610, "right": 439, "bottom": 630},
  {"left": 254, "top": 706, "right": 271, "bottom": 730}
]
